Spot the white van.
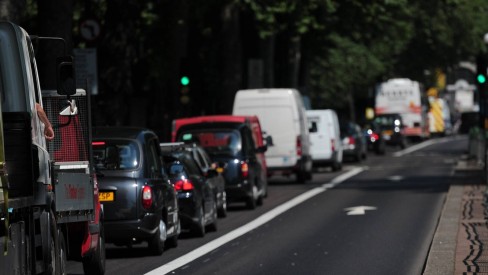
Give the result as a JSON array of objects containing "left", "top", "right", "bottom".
[
  {"left": 306, "top": 109, "right": 343, "bottom": 171},
  {"left": 232, "top": 88, "right": 313, "bottom": 182}
]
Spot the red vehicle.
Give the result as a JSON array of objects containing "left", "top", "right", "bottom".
[
  {"left": 172, "top": 115, "right": 269, "bottom": 209},
  {"left": 172, "top": 115, "right": 268, "bottom": 175}
]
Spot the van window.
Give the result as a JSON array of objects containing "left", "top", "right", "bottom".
[{"left": 309, "top": 121, "right": 318, "bottom": 133}]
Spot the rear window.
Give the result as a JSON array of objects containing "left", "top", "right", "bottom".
[
  {"left": 340, "top": 123, "right": 355, "bottom": 136},
  {"left": 177, "top": 130, "right": 241, "bottom": 156},
  {"left": 92, "top": 140, "right": 140, "bottom": 170},
  {"left": 374, "top": 115, "right": 402, "bottom": 129}
]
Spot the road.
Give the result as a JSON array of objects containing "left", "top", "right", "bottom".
[{"left": 67, "top": 136, "right": 467, "bottom": 275}]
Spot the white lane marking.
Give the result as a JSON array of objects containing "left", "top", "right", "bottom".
[
  {"left": 146, "top": 167, "right": 365, "bottom": 275},
  {"left": 393, "top": 136, "right": 457, "bottom": 157},
  {"left": 344, "top": 205, "right": 377, "bottom": 215},
  {"left": 388, "top": 175, "right": 404, "bottom": 181}
]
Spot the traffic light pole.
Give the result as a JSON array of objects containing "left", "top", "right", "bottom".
[{"left": 477, "top": 53, "right": 488, "bottom": 184}]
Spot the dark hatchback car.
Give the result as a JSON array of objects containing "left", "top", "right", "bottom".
[
  {"left": 92, "top": 127, "right": 180, "bottom": 255},
  {"left": 374, "top": 114, "right": 407, "bottom": 148},
  {"left": 340, "top": 121, "right": 367, "bottom": 161},
  {"left": 174, "top": 120, "right": 267, "bottom": 209},
  {"left": 160, "top": 143, "right": 222, "bottom": 237}
]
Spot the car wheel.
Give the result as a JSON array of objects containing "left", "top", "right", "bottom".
[
  {"left": 44, "top": 210, "right": 60, "bottom": 275},
  {"left": 148, "top": 219, "right": 166, "bottom": 255},
  {"left": 82, "top": 224, "right": 106, "bottom": 275},
  {"left": 246, "top": 185, "right": 258, "bottom": 209},
  {"left": 217, "top": 192, "right": 227, "bottom": 218},
  {"left": 331, "top": 161, "right": 342, "bottom": 172},
  {"left": 192, "top": 205, "right": 205, "bottom": 237},
  {"left": 165, "top": 219, "right": 179, "bottom": 248},
  {"left": 296, "top": 171, "right": 307, "bottom": 183},
  {"left": 256, "top": 194, "right": 264, "bottom": 206},
  {"left": 58, "top": 230, "right": 67, "bottom": 275},
  {"left": 207, "top": 202, "right": 218, "bottom": 232}
]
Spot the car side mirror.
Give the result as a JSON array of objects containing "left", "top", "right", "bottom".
[
  {"left": 264, "top": 135, "right": 274, "bottom": 147},
  {"left": 56, "top": 56, "right": 76, "bottom": 96}
]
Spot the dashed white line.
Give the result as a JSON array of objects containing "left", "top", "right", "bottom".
[{"left": 145, "top": 167, "right": 365, "bottom": 275}]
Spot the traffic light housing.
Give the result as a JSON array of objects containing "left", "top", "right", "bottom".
[{"left": 476, "top": 54, "right": 487, "bottom": 85}]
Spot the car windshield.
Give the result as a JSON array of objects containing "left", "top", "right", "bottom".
[
  {"left": 92, "top": 140, "right": 140, "bottom": 170},
  {"left": 177, "top": 130, "right": 241, "bottom": 156}
]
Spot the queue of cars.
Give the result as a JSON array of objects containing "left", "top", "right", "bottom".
[{"left": 89, "top": 88, "right": 410, "bottom": 258}]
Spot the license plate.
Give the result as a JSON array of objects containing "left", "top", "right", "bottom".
[{"left": 99, "top": 191, "right": 114, "bottom": 202}]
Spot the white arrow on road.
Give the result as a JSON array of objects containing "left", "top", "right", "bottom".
[{"left": 344, "top": 206, "right": 377, "bottom": 215}]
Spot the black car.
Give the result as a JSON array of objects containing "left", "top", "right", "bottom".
[
  {"left": 374, "top": 114, "right": 407, "bottom": 148},
  {"left": 363, "top": 121, "right": 386, "bottom": 155},
  {"left": 340, "top": 121, "right": 367, "bottom": 161},
  {"left": 92, "top": 127, "right": 180, "bottom": 255},
  {"left": 160, "top": 143, "right": 223, "bottom": 237},
  {"left": 175, "top": 121, "right": 267, "bottom": 209}
]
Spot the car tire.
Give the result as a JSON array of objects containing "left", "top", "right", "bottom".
[
  {"left": 331, "top": 161, "right": 342, "bottom": 172},
  {"left": 165, "top": 219, "right": 179, "bottom": 249},
  {"left": 82, "top": 224, "right": 106, "bottom": 275},
  {"left": 246, "top": 185, "right": 258, "bottom": 209},
  {"left": 256, "top": 194, "right": 264, "bottom": 206},
  {"left": 148, "top": 219, "right": 166, "bottom": 255},
  {"left": 207, "top": 202, "right": 218, "bottom": 232},
  {"left": 296, "top": 171, "right": 307, "bottom": 183},
  {"left": 192, "top": 205, "right": 206, "bottom": 237},
  {"left": 58, "top": 230, "right": 67, "bottom": 275},
  {"left": 217, "top": 192, "right": 227, "bottom": 218}
]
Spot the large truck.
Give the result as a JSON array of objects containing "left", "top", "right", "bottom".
[
  {"left": 375, "top": 78, "right": 430, "bottom": 140},
  {"left": 0, "top": 22, "right": 105, "bottom": 274}
]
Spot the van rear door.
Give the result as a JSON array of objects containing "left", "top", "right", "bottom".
[{"left": 308, "top": 114, "right": 332, "bottom": 160}]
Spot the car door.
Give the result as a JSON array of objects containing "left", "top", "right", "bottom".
[
  {"left": 196, "top": 146, "right": 225, "bottom": 207},
  {"left": 241, "top": 126, "right": 262, "bottom": 190},
  {"left": 143, "top": 134, "right": 165, "bottom": 215},
  {"left": 190, "top": 149, "right": 215, "bottom": 219}
]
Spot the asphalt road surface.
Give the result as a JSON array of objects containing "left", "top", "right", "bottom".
[{"left": 67, "top": 135, "right": 466, "bottom": 275}]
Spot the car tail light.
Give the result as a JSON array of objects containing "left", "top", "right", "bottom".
[
  {"left": 331, "top": 139, "right": 335, "bottom": 152},
  {"left": 296, "top": 136, "right": 302, "bottom": 157},
  {"left": 92, "top": 141, "right": 105, "bottom": 146},
  {"left": 142, "top": 185, "right": 152, "bottom": 209},
  {"left": 241, "top": 162, "right": 249, "bottom": 178},
  {"left": 371, "top": 133, "right": 379, "bottom": 142},
  {"left": 174, "top": 179, "right": 194, "bottom": 191},
  {"left": 346, "top": 136, "right": 356, "bottom": 145}
]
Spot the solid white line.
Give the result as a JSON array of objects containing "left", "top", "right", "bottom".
[
  {"left": 145, "top": 167, "right": 365, "bottom": 275},
  {"left": 393, "top": 136, "right": 456, "bottom": 157}
]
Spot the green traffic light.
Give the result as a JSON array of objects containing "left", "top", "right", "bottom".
[
  {"left": 478, "top": 74, "right": 486, "bottom": 84},
  {"left": 180, "top": 76, "right": 190, "bottom": 86}
]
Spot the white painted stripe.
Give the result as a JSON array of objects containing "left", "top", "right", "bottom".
[
  {"left": 146, "top": 167, "right": 365, "bottom": 275},
  {"left": 393, "top": 136, "right": 457, "bottom": 157}
]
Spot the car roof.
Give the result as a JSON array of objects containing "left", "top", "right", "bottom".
[{"left": 93, "top": 126, "right": 155, "bottom": 140}]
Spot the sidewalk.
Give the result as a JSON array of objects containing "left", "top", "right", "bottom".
[{"left": 424, "top": 158, "right": 487, "bottom": 274}]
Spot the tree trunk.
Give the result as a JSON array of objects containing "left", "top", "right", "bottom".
[
  {"left": 0, "top": 0, "right": 26, "bottom": 23},
  {"left": 220, "top": 3, "right": 242, "bottom": 113},
  {"left": 287, "top": 34, "right": 301, "bottom": 88},
  {"left": 260, "top": 35, "right": 275, "bottom": 87}
]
